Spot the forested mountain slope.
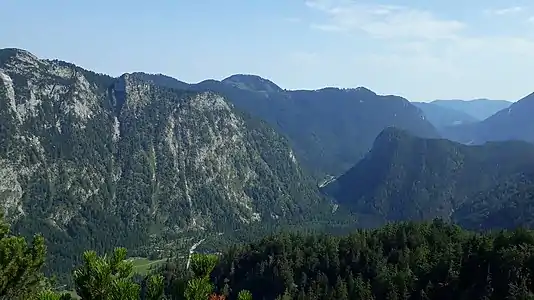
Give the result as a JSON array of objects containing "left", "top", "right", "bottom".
[
  {"left": 134, "top": 73, "right": 439, "bottom": 177},
  {"left": 322, "top": 127, "right": 534, "bottom": 227},
  {"left": 0, "top": 48, "right": 335, "bottom": 279},
  {"left": 454, "top": 173, "right": 534, "bottom": 230}
]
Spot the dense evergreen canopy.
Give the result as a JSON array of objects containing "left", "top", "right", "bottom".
[{"left": 209, "top": 220, "right": 534, "bottom": 300}]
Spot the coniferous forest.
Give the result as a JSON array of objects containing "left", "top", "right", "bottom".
[
  {"left": 3, "top": 48, "right": 534, "bottom": 300},
  {"left": 7, "top": 214, "right": 534, "bottom": 299}
]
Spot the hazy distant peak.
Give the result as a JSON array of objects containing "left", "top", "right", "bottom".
[
  {"left": 222, "top": 74, "right": 283, "bottom": 93},
  {"left": 313, "top": 86, "right": 377, "bottom": 96},
  {"left": 353, "top": 86, "right": 376, "bottom": 94},
  {"left": 430, "top": 99, "right": 512, "bottom": 120},
  {"left": 341, "top": 86, "right": 378, "bottom": 96},
  {"left": 197, "top": 79, "right": 220, "bottom": 85},
  {"left": 432, "top": 99, "right": 511, "bottom": 103}
]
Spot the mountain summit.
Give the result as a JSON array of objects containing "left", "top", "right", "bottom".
[{"left": 221, "top": 74, "right": 283, "bottom": 93}]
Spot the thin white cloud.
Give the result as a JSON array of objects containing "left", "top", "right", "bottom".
[
  {"left": 485, "top": 6, "right": 524, "bottom": 15},
  {"left": 305, "top": 0, "right": 464, "bottom": 40},
  {"left": 299, "top": 0, "right": 534, "bottom": 101}
]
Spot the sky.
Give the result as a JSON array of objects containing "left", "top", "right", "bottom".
[{"left": 2, "top": 0, "right": 534, "bottom": 102}]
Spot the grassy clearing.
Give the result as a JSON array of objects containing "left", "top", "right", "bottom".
[{"left": 129, "top": 257, "right": 167, "bottom": 275}]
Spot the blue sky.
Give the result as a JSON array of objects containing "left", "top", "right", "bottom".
[{"left": 2, "top": 0, "right": 534, "bottom": 101}]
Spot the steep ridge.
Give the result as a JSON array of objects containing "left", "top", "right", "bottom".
[
  {"left": 133, "top": 73, "right": 439, "bottom": 177},
  {"left": 442, "top": 93, "right": 534, "bottom": 144},
  {"left": 0, "top": 48, "right": 334, "bottom": 278},
  {"left": 322, "top": 127, "right": 534, "bottom": 226}
]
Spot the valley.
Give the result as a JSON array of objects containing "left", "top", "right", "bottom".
[{"left": 2, "top": 47, "right": 534, "bottom": 299}]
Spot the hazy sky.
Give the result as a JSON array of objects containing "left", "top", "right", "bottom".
[{"left": 2, "top": 0, "right": 534, "bottom": 101}]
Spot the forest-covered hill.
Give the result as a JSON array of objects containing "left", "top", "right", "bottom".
[{"left": 323, "top": 128, "right": 534, "bottom": 228}]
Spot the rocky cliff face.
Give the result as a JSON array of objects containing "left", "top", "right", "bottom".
[
  {"left": 0, "top": 48, "right": 327, "bottom": 277},
  {"left": 0, "top": 49, "right": 115, "bottom": 226},
  {"left": 133, "top": 73, "right": 439, "bottom": 178}
]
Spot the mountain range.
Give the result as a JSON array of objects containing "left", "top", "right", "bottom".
[
  {"left": 133, "top": 73, "right": 439, "bottom": 177},
  {"left": 441, "top": 92, "right": 534, "bottom": 144},
  {"left": 412, "top": 98, "right": 512, "bottom": 129},
  {"left": 412, "top": 102, "right": 478, "bottom": 129},
  {"left": 3, "top": 47, "right": 534, "bottom": 284},
  {"left": 429, "top": 99, "right": 512, "bottom": 120},
  {"left": 0, "top": 48, "right": 337, "bottom": 277}
]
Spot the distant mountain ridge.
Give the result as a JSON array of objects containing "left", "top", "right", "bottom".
[
  {"left": 134, "top": 72, "right": 439, "bottom": 177},
  {"left": 430, "top": 99, "right": 512, "bottom": 120},
  {"left": 442, "top": 92, "right": 534, "bottom": 145},
  {"left": 412, "top": 102, "right": 478, "bottom": 129}
]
